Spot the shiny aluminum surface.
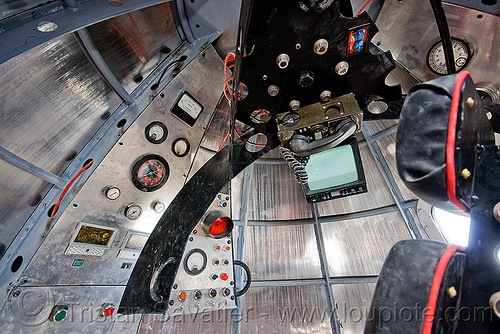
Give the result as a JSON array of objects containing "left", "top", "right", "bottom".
[
  {"left": 377, "top": 133, "right": 418, "bottom": 201},
  {"left": 0, "top": 33, "right": 122, "bottom": 258},
  {"left": 331, "top": 283, "right": 376, "bottom": 334},
  {"left": 321, "top": 211, "right": 411, "bottom": 276},
  {"left": 0, "top": 285, "right": 141, "bottom": 333},
  {"left": 244, "top": 224, "right": 322, "bottom": 280},
  {"left": 22, "top": 46, "right": 224, "bottom": 286},
  {"left": 248, "top": 163, "right": 312, "bottom": 221},
  {"left": 87, "top": 2, "right": 182, "bottom": 93},
  {"left": 375, "top": 0, "right": 500, "bottom": 92},
  {"left": 240, "top": 285, "right": 331, "bottom": 333}
]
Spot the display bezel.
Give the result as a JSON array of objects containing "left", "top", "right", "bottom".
[
  {"left": 69, "top": 222, "right": 117, "bottom": 249},
  {"left": 301, "top": 137, "right": 367, "bottom": 203}
]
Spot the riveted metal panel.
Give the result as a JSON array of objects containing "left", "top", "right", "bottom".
[
  {"left": 331, "top": 283, "right": 376, "bottom": 334},
  {"left": 240, "top": 285, "right": 332, "bottom": 334},
  {"left": 87, "top": 2, "right": 183, "bottom": 93},
  {"left": 247, "top": 163, "right": 312, "bottom": 221},
  {"left": 244, "top": 224, "right": 322, "bottom": 280},
  {"left": 321, "top": 211, "right": 412, "bottom": 276}
]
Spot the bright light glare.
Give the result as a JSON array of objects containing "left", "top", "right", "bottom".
[{"left": 432, "top": 207, "right": 471, "bottom": 247}]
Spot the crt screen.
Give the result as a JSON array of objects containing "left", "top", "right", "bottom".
[{"left": 305, "top": 144, "right": 358, "bottom": 191}]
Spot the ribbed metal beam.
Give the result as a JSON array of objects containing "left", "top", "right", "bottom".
[
  {"left": 370, "top": 124, "right": 398, "bottom": 141},
  {"left": 0, "top": 146, "right": 66, "bottom": 188},
  {"left": 232, "top": 164, "right": 253, "bottom": 334},
  {"left": 362, "top": 123, "right": 422, "bottom": 239},
  {"left": 234, "top": 202, "right": 418, "bottom": 226},
  {"left": 250, "top": 275, "right": 378, "bottom": 288},
  {"left": 75, "top": 29, "right": 134, "bottom": 105},
  {"left": 312, "top": 203, "right": 341, "bottom": 334}
]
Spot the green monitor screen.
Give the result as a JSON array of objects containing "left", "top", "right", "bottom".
[
  {"left": 305, "top": 144, "right": 358, "bottom": 190},
  {"left": 302, "top": 137, "right": 367, "bottom": 203}
]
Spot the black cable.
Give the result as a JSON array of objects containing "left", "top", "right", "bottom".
[
  {"left": 429, "top": 0, "right": 456, "bottom": 74},
  {"left": 150, "top": 55, "right": 188, "bottom": 90},
  {"left": 234, "top": 260, "right": 251, "bottom": 297}
]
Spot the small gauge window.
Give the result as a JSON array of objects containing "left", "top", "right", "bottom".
[
  {"left": 184, "top": 248, "right": 207, "bottom": 276},
  {"left": 125, "top": 204, "right": 143, "bottom": 220},
  {"left": 427, "top": 38, "right": 471, "bottom": 75},
  {"left": 172, "top": 138, "right": 190, "bottom": 157},
  {"left": 145, "top": 122, "right": 168, "bottom": 144},
  {"left": 131, "top": 155, "right": 169, "bottom": 192},
  {"left": 104, "top": 186, "right": 121, "bottom": 200}
]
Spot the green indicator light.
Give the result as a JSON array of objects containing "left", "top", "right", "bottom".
[
  {"left": 212, "top": 258, "right": 220, "bottom": 266},
  {"left": 223, "top": 259, "right": 229, "bottom": 266},
  {"left": 72, "top": 259, "right": 84, "bottom": 267},
  {"left": 54, "top": 309, "right": 67, "bottom": 322}
]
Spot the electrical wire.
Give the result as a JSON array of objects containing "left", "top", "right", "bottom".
[
  {"left": 356, "top": 0, "right": 372, "bottom": 16},
  {"left": 280, "top": 147, "right": 308, "bottom": 184},
  {"left": 49, "top": 159, "right": 94, "bottom": 217},
  {"left": 150, "top": 55, "right": 188, "bottom": 91}
]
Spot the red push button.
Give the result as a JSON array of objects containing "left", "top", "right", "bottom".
[{"left": 220, "top": 273, "right": 229, "bottom": 281}]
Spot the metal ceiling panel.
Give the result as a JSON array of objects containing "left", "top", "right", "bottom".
[
  {"left": 321, "top": 211, "right": 412, "bottom": 276},
  {"left": 0, "top": 33, "right": 121, "bottom": 170},
  {"left": 247, "top": 163, "right": 312, "bottom": 221},
  {"left": 316, "top": 145, "right": 395, "bottom": 216},
  {"left": 331, "top": 283, "right": 376, "bottom": 334},
  {"left": 244, "top": 224, "right": 322, "bottom": 280},
  {"left": 0, "top": 33, "right": 121, "bottom": 257},
  {"left": 377, "top": 133, "right": 418, "bottom": 201},
  {"left": 375, "top": 0, "right": 500, "bottom": 98},
  {"left": 240, "top": 285, "right": 332, "bottom": 334},
  {"left": 0, "top": 160, "right": 48, "bottom": 259},
  {"left": 0, "top": 0, "right": 56, "bottom": 20},
  {"left": 87, "top": 2, "right": 182, "bottom": 93}
]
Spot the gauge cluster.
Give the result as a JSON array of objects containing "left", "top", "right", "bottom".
[
  {"left": 21, "top": 46, "right": 225, "bottom": 288},
  {"left": 165, "top": 192, "right": 237, "bottom": 316}
]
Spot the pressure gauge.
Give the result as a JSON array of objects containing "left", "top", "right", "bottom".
[
  {"left": 427, "top": 38, "right": 471, "bottom": 75},
  {"left": 131, "top": 155, "right": 169, "bottom": 192},
  {"left": 183, "top": 248, "right": 207, "bottom": 276},
  {"left": 125, "top": 204, "right": 142, "bottom": 220},
  {"left": 172, "top": 138, "right": 190, "bottom": 157},
  {"left": 152, "top": 201, "right": 165, "bottom": 213},
  {"left": 104, "top": 186, "right": 121, "bottom": 200},
  {"left": 145, "top": 122, "right": 168, "bottom": 144}
]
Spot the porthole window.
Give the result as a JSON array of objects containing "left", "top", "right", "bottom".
[{"left": 431, "top": 207, "right": 470, "bottom": 247}]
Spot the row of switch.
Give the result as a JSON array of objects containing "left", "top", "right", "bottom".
[{"left": 177, "top": 287, "right": 232, "bottom": 302}]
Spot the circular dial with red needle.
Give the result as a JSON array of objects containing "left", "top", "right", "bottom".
[{"left": 131, "top": 155, "right": 169, "bottom": 192}]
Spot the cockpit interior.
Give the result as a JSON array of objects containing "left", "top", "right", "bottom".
[{"left": 0, "top": 0, "right": 499, "bottom": 333}]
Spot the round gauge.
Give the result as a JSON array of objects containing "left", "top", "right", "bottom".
[
  {"left": 183, "top": 248, "right": 207, "bottom": 276},
  {"left": 427, "top": 38, "right": 471, "bottom": 75},
  {"left": 172, "top": 138, "right": 190, "bottom": 157},
  {"left": 125, "top": 204, "right": 142, "bottom": 220},
  {"left": 145, "top": 121, "right": 168, "bottom": 144},
  {"left": 131, "top": 155, "right": 169, "bottom": 192},
  {"left": 104, "top": 186, "right": 121, "bottom": 200}
]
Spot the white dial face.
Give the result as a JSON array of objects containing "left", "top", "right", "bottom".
[
  {"left": 173, "top": 139, "right": 189, "bottom": 156},
  {"left": 186, "top": 252, "right": 205, "bottom": 271},
  {"left": 427, "top": 39, "right": 470, "bottom": 75},
  {"left": 148, "top": 125, "right": 164, "bottom": 141},
  {"left": 106, "top": 187, "right": 120, "bottom": 200},
  {"left": 178, "top": 94, "right": 202, "bottom": 119},
  {"left": 126, "top": 205, "right": 142, "bottom": 220}
]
